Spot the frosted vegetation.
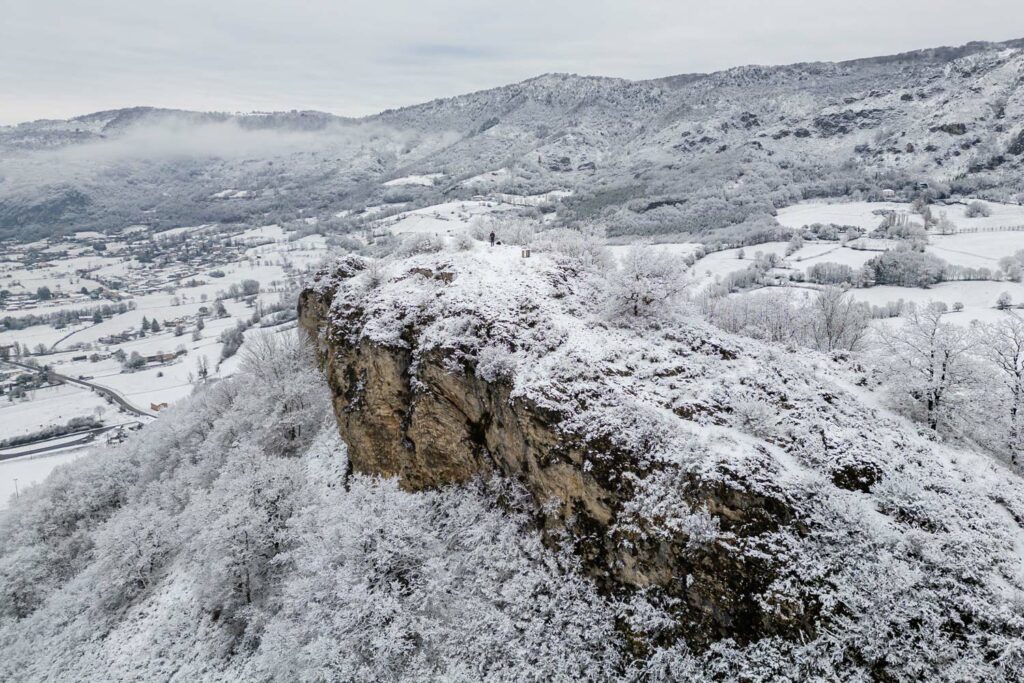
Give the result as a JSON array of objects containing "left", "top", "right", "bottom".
[
  {"left": 305, "top": 236, "right": 1024, "bottom": 680},
  {"left": 3, "top": 37, "right": 1024, "bottom": 681},
  {"left": 4, "top": 40, "right": 1024, "bottom": 243},
  {"left": 3, "top": 219, "right": 1024, "bottom": 678},
  {"left": 0, "top": 334, "right": 623, "bottom": 681}
]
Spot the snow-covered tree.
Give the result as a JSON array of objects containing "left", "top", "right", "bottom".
[
  {"left": 606, "top": 246, "right": 688, "bottom": 322},
  {"left": 812, "top": 286, "right": 870, "bottom": 352},
  {"left": 977, "top": 314, "right": 1024, "bottom": 464},
  {"left": 877, "top": 303, "right": 977, "bottom": 431}
]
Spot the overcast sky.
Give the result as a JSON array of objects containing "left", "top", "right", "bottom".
[{"left": 1, "top": 0, "right": 1022, "bottom": 125}]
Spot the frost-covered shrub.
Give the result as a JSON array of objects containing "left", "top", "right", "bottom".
[
  {"left": 807, "top": 261, "right": 857, "bottom": 285},
  {"left": 872, "top": 211, "right": 926, "bottom": 240},
  {"left": 811, "top": 286, "right": 870, "bottom": 352},
  {"left": 363, "top": 257, "right": 387, "bottom": 289},
  {"left": 219, "top": 324, "right": 245, "bottom": 360},
  {"left": 703, "top": 289, "right": 813, "bottom": 346},
  {"left": 965, "top": 200, "right": 992, "bottom": 217},
  {"left": 451, "top": 231, "right": 475, "bottom": 251},
  {"left": 474, "top": 344, "right": 518, "bottom": 382},
  {"left": 699, "top": 213, "right": 790, "bottom": 251},
  {"left": 800, "top": 222, "right": 849, "bottom": 241},
  {"left": 732, "top": 398, "right": 777, "bottom": 438},
  {"left": 396, "top": 232, "right": 446, "bottom": 257},
  {"left": 998, "top": 250, "right": 1024, "bottom": 282},
  {"left": 862, "top": 247, "right": 948, "bottom": 287},
  {"left": 252, "top": 475, "right": 622, "bottom": 682},
  {"left": 530, "top": 226, "right": 611, "bottom": 269}
]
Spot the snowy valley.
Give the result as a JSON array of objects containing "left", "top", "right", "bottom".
[{"left": 2, "top": 35, "right": 1024, "bottom": 682}]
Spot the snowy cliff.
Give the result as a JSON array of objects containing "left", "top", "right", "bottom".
[
  {"left": 2, "top": 244, "right": 1023, "bottom": 681},
  {"left": 300, "top": 246, "right": 1024, "bottom": 679}
]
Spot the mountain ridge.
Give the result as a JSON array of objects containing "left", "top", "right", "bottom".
[
  {"left": 2, "top": 36, "right": 1023, "bottom": 241},
  {"left": 6, "top": 36, "right": 1023, "bottom": 129}
]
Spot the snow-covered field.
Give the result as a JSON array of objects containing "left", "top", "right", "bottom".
[
  {"left": 379, "top": 200, "right": 515, "bottom": 238},
  {"left": 777, "top": 199, "right": 1024, "bottom": 233},
  {"left": 769, "top": 199, "right": 1024, "bottom": 324},
  {"left": 927, "top": 232, "right": 1020, "bottom": 268},
  {"left": 0, "top": 383, "right": 110, "bottom": 441},
  {"left": 0, "top": 448, "right": 88, "bottom": 511},
  {"left": 383, "top": 173, "right": 443, "bottom": 187},
  {"left": 851, "top": 281, "right": 1024, "bottom": 324},
  {"left": 690, "top": 242, "right": 789, "bottom": 288}
]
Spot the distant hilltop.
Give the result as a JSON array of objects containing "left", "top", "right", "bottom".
[{"left": 2, "top": 37, "right": 1023, "bottom": 241}]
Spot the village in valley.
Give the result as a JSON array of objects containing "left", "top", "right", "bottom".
[
  {"left": 0, "top": 220, "right": 331, "bottom": 487},
  {"left": 5, "top": 179, "right": 1024, "bottom": 507}
]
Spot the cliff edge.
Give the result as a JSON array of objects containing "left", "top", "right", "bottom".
[{"left": 300, "top": 247, "right": 1024, "bottom": 676}]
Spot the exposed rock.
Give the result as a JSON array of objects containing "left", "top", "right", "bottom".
[
  {"left": 812, "top": 108, "right": 886, "bottom": 137},
  {"left": 299, "top": 250, "right": 1024, "bottom": 672},
  {"left": 931, "top": 122, "right": 968, "bottom": 135},
  {"left": 544, "top": 155, "right": 573, "bottom": 172},
  {"left": 1009, "top": 129, "right": 1024, "bottom": 155}
]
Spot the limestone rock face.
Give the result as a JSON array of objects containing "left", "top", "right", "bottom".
[
  {"left": 299, "top": 271, "right": 807, "bottom": 648},
  {"left": 299, "top": 251, "right": 1024, "bottom": 671}
]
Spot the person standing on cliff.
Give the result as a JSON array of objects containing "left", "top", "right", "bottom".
[{"left": 489, "top": 230, "right": 496, "bottom": 247}]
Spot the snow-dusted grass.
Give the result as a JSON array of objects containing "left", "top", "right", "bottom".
[
  {"left": 787, "top": 243, "right": 877, "bottom": 270},
  {"left": 0, "top": 323, "right": 81, "bottom": 349},
  {"left": 927, "top": 231, "right": 1024, "bottom": 268},
  {"left": 0, "top": 384, "right": 110, "bottom": 441},
  {"left": 383, "top": 173, "right": 442, "bottom": 187},
  {"left": 779, "top": 199, "right": 1024, "bottom": 233},
  {"left": 777, "top": 201, "right": 911, "bottom": 232},
  {"left": 0, "top": 448, "right": 88, "bottom": 510}
]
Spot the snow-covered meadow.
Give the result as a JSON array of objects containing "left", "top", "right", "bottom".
[{"left": 0, "top": 448, "right": 87, "bottom": 510}]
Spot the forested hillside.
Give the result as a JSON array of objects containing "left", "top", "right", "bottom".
[
  {"left": 3, "top": 39, "right": 1024, "bottom": 240},
  {"left": 4, "top": 239, "right": 1023, "bottom": 681},
  {"left": 0, "top": 335, "right": 621, "bottom": 681}
]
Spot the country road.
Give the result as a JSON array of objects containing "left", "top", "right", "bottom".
[
  {"left": 49, "top": 321, "right": 100, "bottom": 352},
  {"left": 1, "top": 358, "right": 157, "bottom": 419},
  {"left": 0, "top": 423, "right": 134, "bottom": 462}
]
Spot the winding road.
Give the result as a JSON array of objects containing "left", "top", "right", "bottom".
[
  {"left": 0, "top": 423, "right": 134, "bottom": 462},
  {"left": 1, "top": 358, "right": 156, "bottom": 419}
]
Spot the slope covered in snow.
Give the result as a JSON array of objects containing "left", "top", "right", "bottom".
[
  {"left": 1, "top": 236, "right": 1023, "bottom": 679},
  {"left": 0, "top": 334, "right": 622, "bottom": 681},
  {"left": 4, "top": 38, "right": 1024, "bottom": 240},
  {"left": 299, "top": 243, "right": 1024, "bottom": 680}
]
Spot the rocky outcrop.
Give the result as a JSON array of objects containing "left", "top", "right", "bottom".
[
  {"left": 299, "top": 251, "right": 1024, "bottom": 673},
  {"left": 299, "top": 262, "right": 813, "bottom": 650}
]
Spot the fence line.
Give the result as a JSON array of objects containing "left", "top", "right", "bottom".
[{"left": 955, "top": 225, "right": 1024, "bottom": 234}]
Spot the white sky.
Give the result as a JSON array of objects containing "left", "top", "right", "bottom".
[{"left": 1, "top": 0, "right": 1022, "bottom": 125}]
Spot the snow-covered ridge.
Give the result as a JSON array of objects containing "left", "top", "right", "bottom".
[
  {"left": 5, "top": 37, "right": 1024, "bottom": 241},
  {"left": 301, "top": 246, "right": 1024, "bottom": 679}
]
